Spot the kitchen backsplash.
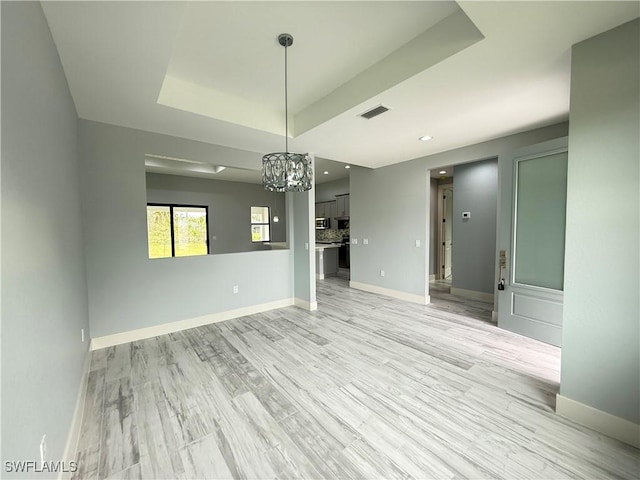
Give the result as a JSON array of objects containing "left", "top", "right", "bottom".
[{"left": 316, "top": 228, "right": 349, "bottom": 242}]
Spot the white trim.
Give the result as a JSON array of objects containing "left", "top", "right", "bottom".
[
  {"left": 350, "top": 281, "right": 429, "bottom": 305},
  {"left": 556, "top": 394, "right": 640, "bottom": 448},
  {"left": 429, "top": 273, "right": 436, "bottom": 281},
  {"left": 295, "top": 298, "right": 318, "bottom": 311},
  {"left": 316, "top": 273, "right": 325, "bottom": 280},
  {"left": 450, "top": 287, "right": 494, "bottom": 303},
  {"left": 59, "top": 348, "right": 92, "bottom": 480},
  {"left": 90, "top": 298, "right": 294, "bottom": 350}
]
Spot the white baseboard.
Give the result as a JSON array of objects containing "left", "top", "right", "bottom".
[
  {"left": 556, "top": 394, "right": 640, "bottom": 448},
  {"left": 295, "top": 298, "right": 318, "bottom": 311},
  {"left": 59, "top": 347, "right": 92, "bottom": 480},
  {"left": 429, "top": 274, "right": 436, "bottom": 281},
  {"left": 317, "top": 273, "right": 338, "bottom": 280},
  {"left": 350, "top": 281, "right": 429, "bottom": 305},
  {"left": 450, "top": 287, "right": 494, "bottom": 303},
  {"left": 90, "top": 298, "right": 294, "bottom": 350}
]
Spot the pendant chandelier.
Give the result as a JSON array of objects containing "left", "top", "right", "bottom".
[{"left": 262, "top": 34, "right": 313, "bottom": 192}]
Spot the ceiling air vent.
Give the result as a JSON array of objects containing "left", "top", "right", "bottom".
[{"left": 359, "top": 105, "right": 389, "bottom": 120}]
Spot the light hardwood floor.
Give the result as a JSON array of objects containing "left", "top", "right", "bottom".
[
  {"left": 428, "top": 279, "right": 493, "bottom": 323},
  {"left": 74, "top": 277, "right": 639, "bottom": 479}
]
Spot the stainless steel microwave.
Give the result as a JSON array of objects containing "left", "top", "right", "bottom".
[{"left": 315, "top": 218, "right": 330, "bottom": 229}]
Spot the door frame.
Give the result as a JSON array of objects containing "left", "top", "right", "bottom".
[{"left": 437, "top": 182, "right": 454, "bottom": 280}]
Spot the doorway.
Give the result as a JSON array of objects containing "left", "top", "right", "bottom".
[
  {"left": 438, "top": 184, "right": 453, "bottom": 281},
  {"left": 429, "top": 160, "right": 496, "bottom": 324}
]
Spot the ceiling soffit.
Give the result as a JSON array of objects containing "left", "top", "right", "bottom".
[
  {"left": 295, "top": 9, "right": 483, "bottom": 135},
  {"left": 157, "top": 2, "right": 479, "bottom": 136}
]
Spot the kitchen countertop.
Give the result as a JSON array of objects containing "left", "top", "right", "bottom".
[
  {"left": 264, "top": 242, "right": 288, "bottom": 250},
  {"left": 315, "top": 242, "right": 342, "bottom": 251}
]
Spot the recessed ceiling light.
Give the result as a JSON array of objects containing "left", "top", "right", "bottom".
[
  {"left": 345, "top": 165, "right": 351, "bottom": 169},
  {"left": 419, "top": 135, "right": 433, "bottom": 142},
  {"left": 323, "top": 171, "right": 329, "bottom": 175},
  {"left": 439, "top": 170, "right": 447, "bottom": 175}
]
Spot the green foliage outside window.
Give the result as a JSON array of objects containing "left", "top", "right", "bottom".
[
  {"left": 147, "top": 205, "right": 208, "bottom": 258},
  {"left": 251, "top": 206, "right": 270, "bottom": 242}
]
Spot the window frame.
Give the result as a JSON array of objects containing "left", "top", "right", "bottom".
[
  {"left": 250, "top": 205, "right": 271, "bottom": 243},
  {"left": 147, "top": 203, "right": 210, "bottom": 258}
]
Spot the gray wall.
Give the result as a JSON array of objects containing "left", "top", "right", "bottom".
[
  {"left": 561, "top": 19, "right": 639, "bottom": 423},
  {"left": 350, "top": 123, "right": 568, "bottom": 300},
  {"left": 351, "top": 161, "right": 430, "bottom": 297},
  {"left": 146, "top": 173, "right": 286, "bottom": 254},
  {"left": 315, "top": 177, "right": 349, "bottom": 202},
  {"left": 1, "top": 2, "right": 90, "bottom": 474},
  {"left": 80, "top": 120, "right": 293, "bottom": 338},
  {"left": 452, "top": 158, "right": 498, "bottom": 294}
]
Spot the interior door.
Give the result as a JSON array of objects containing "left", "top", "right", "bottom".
[
  {"left": 497, "top": 137, "right": 568, "bottom": 346},
  {"left": 443, "top": 186, "right": 453, "bottom": 279}
]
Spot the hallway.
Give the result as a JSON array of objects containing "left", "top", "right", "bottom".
[{"left": 429, "top": 279, "right": 494, "bottom": 323}]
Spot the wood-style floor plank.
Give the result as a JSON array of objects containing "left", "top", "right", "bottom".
[
  {"left": 99, "top": 378, "right": 139, "bottom": 478},
  {"left": 74, "top": 277, "right": 639, "bottom": 479}
]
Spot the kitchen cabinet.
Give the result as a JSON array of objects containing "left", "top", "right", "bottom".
[
  {"left": 315, "top": 201, "right": 337, "bottom": 221},
  {"left": 315, "top": 244, "right": 339, "bottom": 279},
  {"left": 327, "top": 201, "right": 337, "bottom": 222},
  {"left": 336, "top": 194, "right": 350, "bottom": 217}
]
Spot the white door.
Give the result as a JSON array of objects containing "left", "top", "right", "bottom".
[
  {"left": 497, "top": 137, "right": 568, "bottom": 346},
  {"left": 443, "top": 186, "right": 453, "bottom": 279},
  {"left": 438, "top": 184, "right": 454, "bottom": 280}
]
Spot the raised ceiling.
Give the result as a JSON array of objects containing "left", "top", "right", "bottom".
[
  {"left": 144, "top": 154, "right": 349, "bottom": 185},
  {"left": 41, "top": 1, "right": 639, "bottom": 171}
]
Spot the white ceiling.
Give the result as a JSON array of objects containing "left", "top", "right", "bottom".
[{"left": 42, "top": 1, "right": 639, "bottom": 172}]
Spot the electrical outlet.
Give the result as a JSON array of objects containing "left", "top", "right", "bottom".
[
  {"left": 363, "top": 238, "right": 369, "bottom": 245},
  {"left": 415, "top": 240, "right": 421, "bottom": 247},
  {"left": 380, "top": 270, "right": 385, "bottom": 277},
  {"left": 305, "top": 242, "right": 309, "bottom": 250},
  {"left": 233, "top": 285, "right": 239, "bottom": 294},
  {"left": 352, "top": 238, "right": 358, "bottom": 245},
  {"left": 81, "top": 328, "right": 85, "bottom": 342}
]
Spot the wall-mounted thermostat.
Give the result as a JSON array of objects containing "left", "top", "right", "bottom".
[{"left": 462, "top": 211, "right": 471, "bottom": 219}]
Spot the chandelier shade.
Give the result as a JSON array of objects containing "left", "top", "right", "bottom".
[
  {"left": 261, "top": 33, "right": 313, "bottom": 192},
  {"left": 262, "top": 152, "right": 313, "bottom": 192}
]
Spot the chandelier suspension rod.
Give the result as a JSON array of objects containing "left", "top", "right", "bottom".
[{"left": 284, "top": 39, "right": 289, "bottom": 153}]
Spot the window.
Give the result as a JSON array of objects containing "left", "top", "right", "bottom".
[
  {"left": 147, "top": 204, "right": 209, "bottom": 258},
  {"left": 251, "top": 206, "right": 270, "bottom": 242}
]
